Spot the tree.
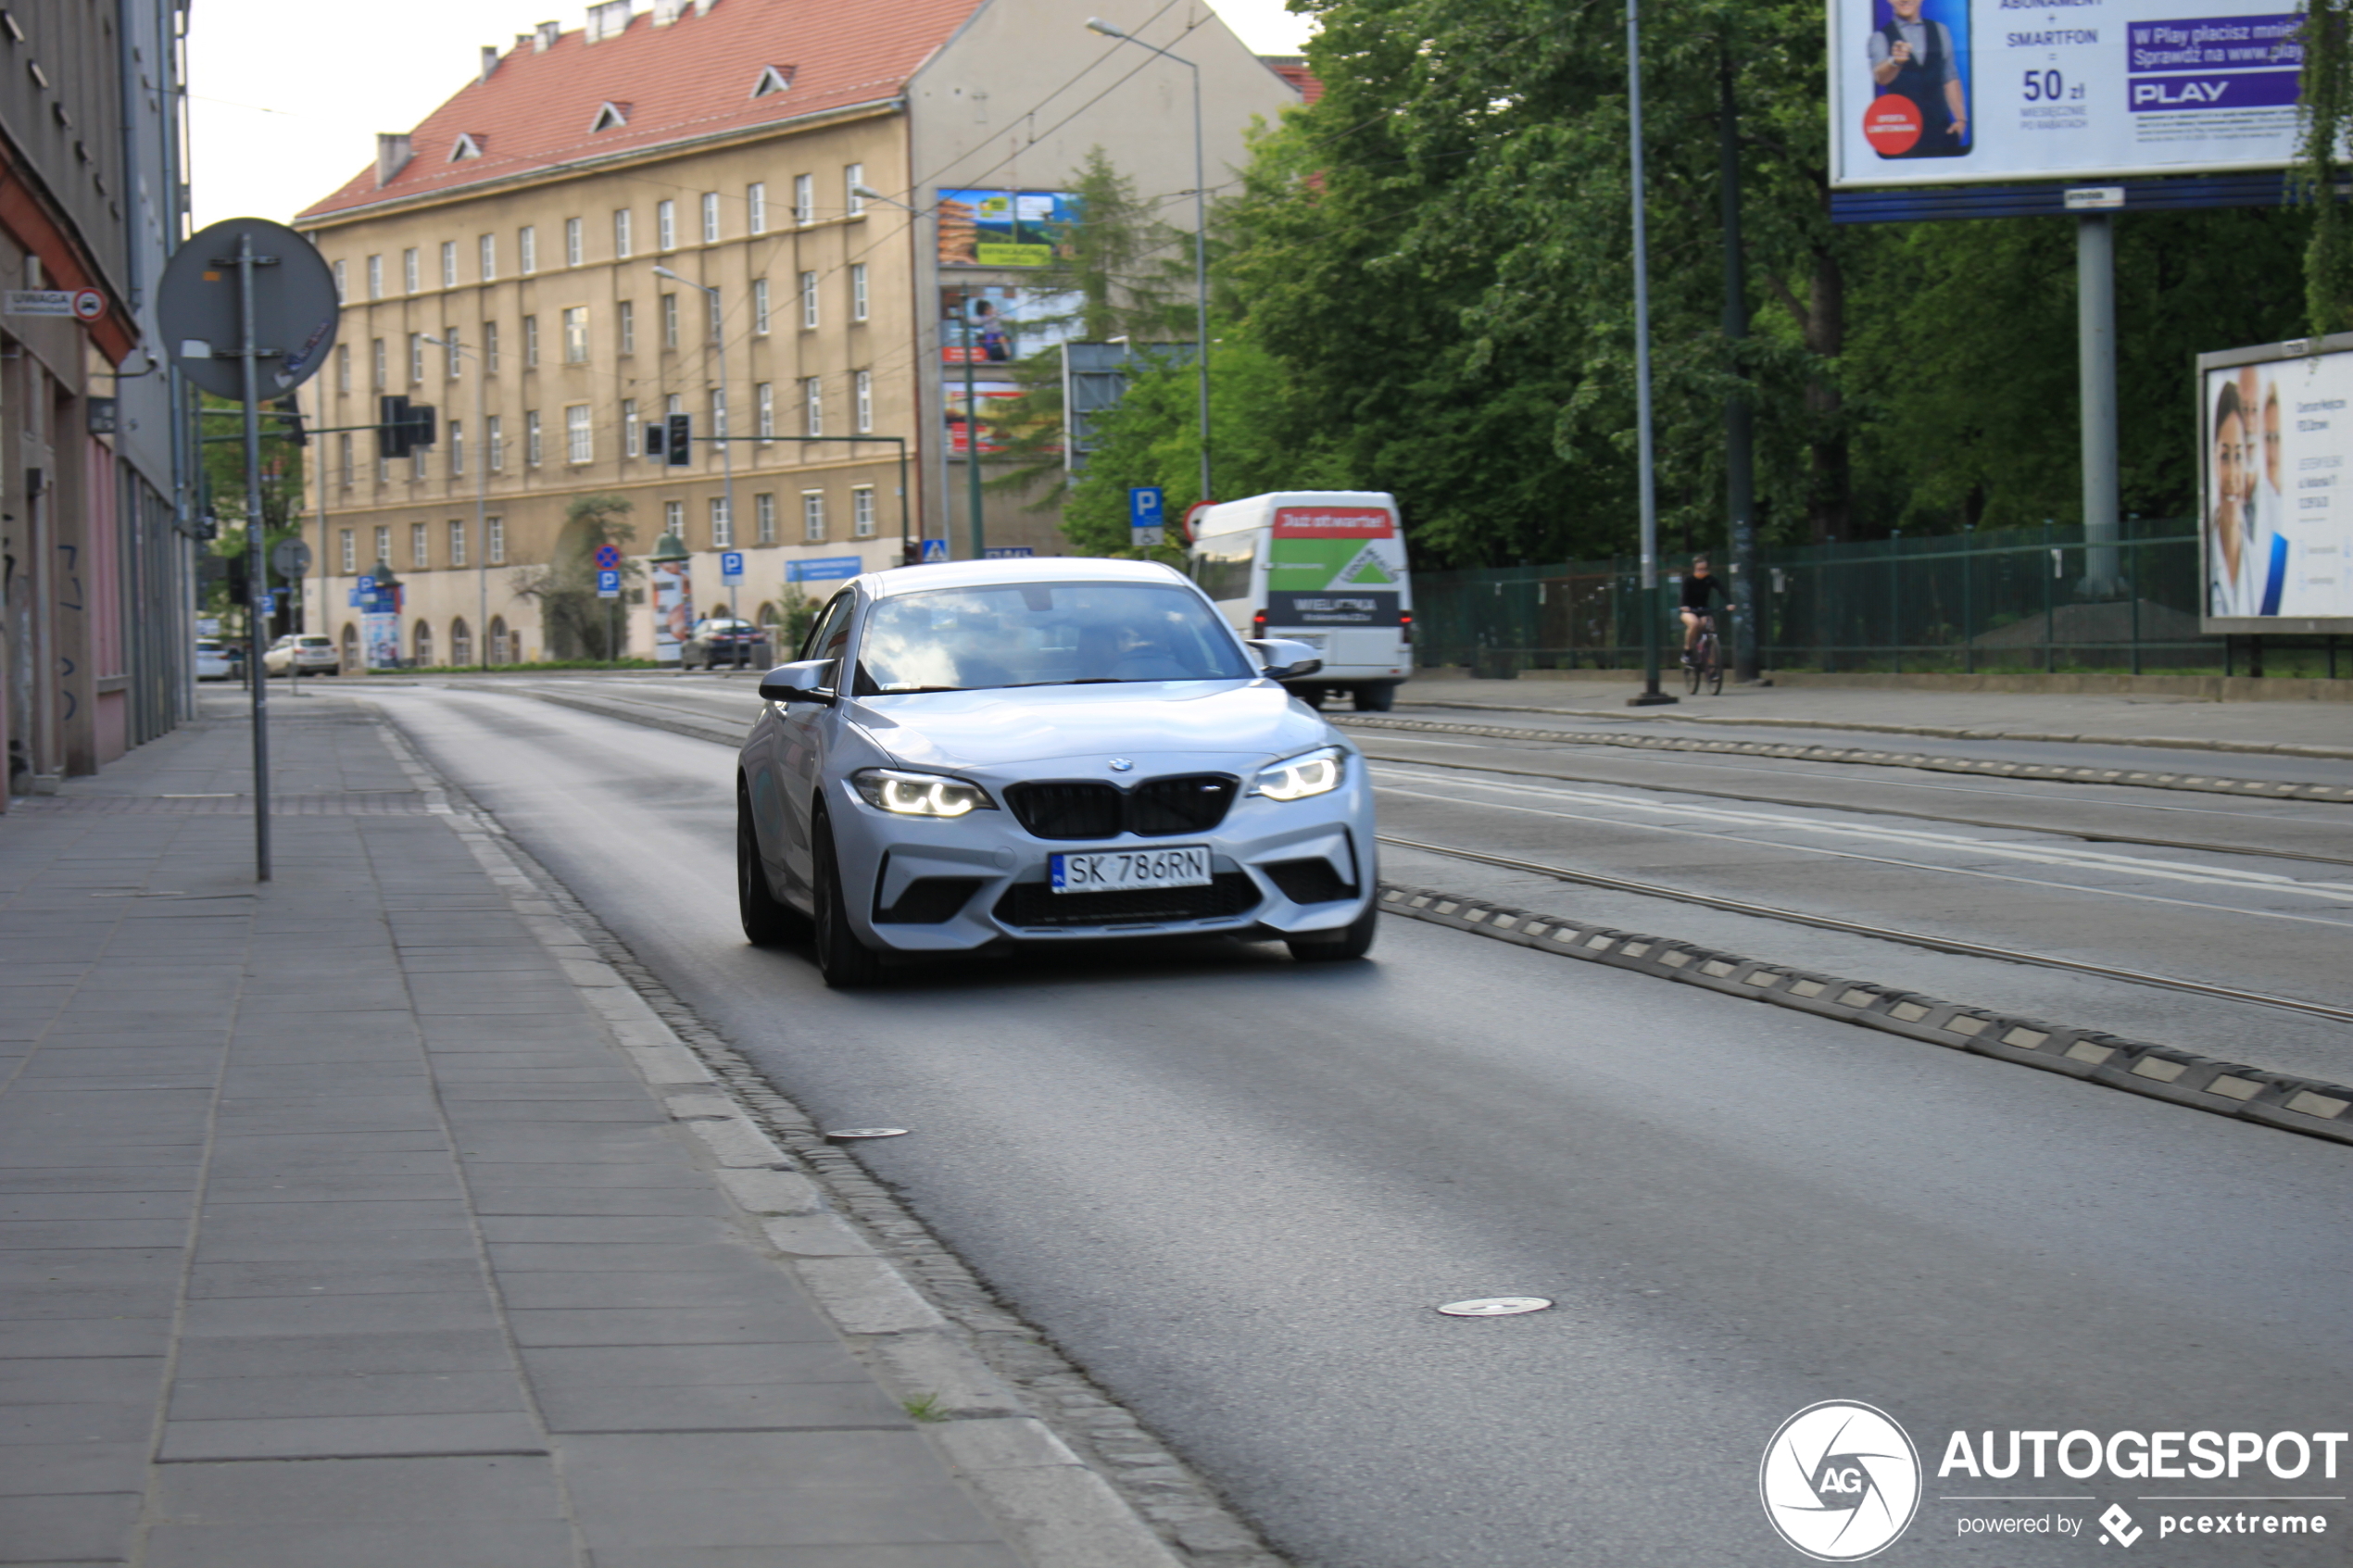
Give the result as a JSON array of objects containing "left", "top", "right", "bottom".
[
  {"left": 197, "top": 394, "right": 310, "bottom": 634},
  {"left": 510, "top": 493, "right": 639, "bottom": 660}
]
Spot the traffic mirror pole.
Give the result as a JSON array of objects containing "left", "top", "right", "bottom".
[{"left": 234, "top": 232, "right": 276, "bottom": 880}]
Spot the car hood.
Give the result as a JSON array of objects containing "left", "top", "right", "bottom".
[{"left": 847, "top": 680, "right": 1334, "bottom": 771}]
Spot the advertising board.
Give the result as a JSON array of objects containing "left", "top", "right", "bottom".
[
  {"left": 936, "top": 190, "right": 1081, "bottom": 268},
  {"left": 1830, "top": 0, "right": 2305, "bottom": 187},
  {"left": 2197, "top": 335, "right": 2353, "bottom": 633}
]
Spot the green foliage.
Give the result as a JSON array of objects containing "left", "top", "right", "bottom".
[
  {"left": 197, "top": 395, "right": 311, "bottom": 633},
  {"left": 515, "top": 493, "right": 639, "bottom": 660},
  {"left": 2300, "top": 0, "right": 2353, "bottom": 332}
]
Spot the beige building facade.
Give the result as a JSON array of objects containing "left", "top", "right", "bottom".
[{"left": 294, "top": 0, "right": 1297, "bottom": 666}]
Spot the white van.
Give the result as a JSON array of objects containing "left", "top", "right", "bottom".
[{"left": 1187, "top": 490, "right": 1413, "bottom": 711}]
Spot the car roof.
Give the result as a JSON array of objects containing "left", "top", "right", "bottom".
[{"left": 862, "top": 558, "right": 1187, "bottom": 599}]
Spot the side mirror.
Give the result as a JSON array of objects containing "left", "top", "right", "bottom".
[
  {"left": 1247, "top": 637, "right": 1324, "bottom": 683},
  {"left": 756, "top": 659, "right": 837, "bottom": 705}
]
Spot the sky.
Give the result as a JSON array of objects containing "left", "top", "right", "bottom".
[{"left": 184, "top": 0, "right": 1315, "bottom": 230}]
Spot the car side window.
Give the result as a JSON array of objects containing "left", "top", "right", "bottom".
[{"left": 799, "top": 594, "right": 849, "bottom": 662}]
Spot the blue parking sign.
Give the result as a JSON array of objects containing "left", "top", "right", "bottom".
[
  {"left": 358, "top": 575, "right": 376, "bottom": 595},
  {"left": 1129, "top": 486, "right": 1165, "bottom": 546},
  {"left": 596, "top": 569, "right": 622, "bottom": 599},
  {"left": 720, "top": 550, "right": 745, "bottom": 583}
]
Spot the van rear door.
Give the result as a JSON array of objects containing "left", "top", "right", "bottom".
[{"left": 1264, "top": 502, "right": 1405, "bottom": 672}]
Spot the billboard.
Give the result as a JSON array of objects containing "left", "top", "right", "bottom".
[
  {"left": 1830, "top": 0, "right": 2305, "bottom": 187},
  {"left": 937, "top": 190, "right": 1080, "bottom": 268},
  {"left": 2197, "top": 337, "right": 2353, "bottom": 633}
]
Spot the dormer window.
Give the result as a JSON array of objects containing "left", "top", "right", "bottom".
[
  {"left": 448, "top": 132, "right": 484, "bottom": 162},
  {"left": 588, "top": 101, "right": 630, "bottom": 132},
  {"left": 750, "top": 65, "right": 793, "bottom": 99}
]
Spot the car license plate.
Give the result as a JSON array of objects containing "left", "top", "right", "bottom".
[{"left": 1050, "top": 845, "right": 1212, "bottom": 894}]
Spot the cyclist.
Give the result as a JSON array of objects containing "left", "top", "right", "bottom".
[{"left": 1679, "top": 555, "right": 1727, "bottom": 668}]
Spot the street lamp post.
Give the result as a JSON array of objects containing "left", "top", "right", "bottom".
[
  {"left": 653, "top": 266, "right": 736, "bottom": 571},
  {"left": 1625, "top": 0, "right": 1676, "bottom": 707},
  {"left": 1086, "top": 17, "right": 1212, "bottom": 510},
  {"left": 422, "top": 331, "right": 490, "bottom": 668}
]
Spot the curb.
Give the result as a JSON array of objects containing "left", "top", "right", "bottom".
[
  {"left": 368, "top": 710, "right": 1280, "bottom": 1568},
  {"left": 1336, "top": 715, "right": 2353, "bottom": 801},
  {"left": 1376, "top": 882, "right": 2353, "bottom": 1148}
]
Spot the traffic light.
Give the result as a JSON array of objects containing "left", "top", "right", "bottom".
[
  {"left": 643, "top": 420, "right": 664, "bottom": 458},
  {"left": 665, "top": 413, "right": 691, "bottom": 467},
  {"left": 274, "top": 395, "right": 308, "bottom": 446},
  {"left": 378, "top": 395, "right": 413, "bottom": 459},
  {"left": 406, "top": 403, "right": 436, "bottom": 449}
]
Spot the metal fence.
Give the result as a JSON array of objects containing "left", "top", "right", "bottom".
[{"left": 1415, "top": 520, "right": 2348, "bottom": 678}]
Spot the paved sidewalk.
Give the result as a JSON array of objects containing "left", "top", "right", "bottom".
[
  {"left": 0, "top": 692, "right": 1161, "bottom": 1568},
  {"left": 1393, "top": 671, "right": 2353, "bottom": 758}
]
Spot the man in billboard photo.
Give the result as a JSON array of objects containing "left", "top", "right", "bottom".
[
  {"left": 2258, "top": 378, "right": 2290, "bottom": 613},
  {"left": 1868, "top": 0, "right": 1969, "bottom": 157},
  {"left": 2208, "top": 379, "right": 2259, "bottom": 617}
]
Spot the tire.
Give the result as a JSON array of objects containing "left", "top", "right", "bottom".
[
  {"left": 1682, "top": 654, "right": 1701, "bottom": 696},
  {"left": 737, "top": 789, "right": 805, "bottom": 946},
  {"left": 1352, "top": 683, "right": 1397, "bottom": 713},
  {"left": 1286, "top": 684, "right": 1325, "bottom": 710},
  {"left": 1705, "top": 643, "right": 1724, "bottom": 696},
  {"left": 1287, "top": 898, "right": 1378, "bottom": 963},
  {"left": 811, "top": 808, "right": 886, "bottom": 987}
]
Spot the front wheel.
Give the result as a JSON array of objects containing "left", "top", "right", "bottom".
[
  {"left": 1705, "top": 644, "right": 1724, "bottom": 696},
  {"left": 812, "top": 809, "right": 886, "bottom": 987},
  {"left": 1682, "top": 652, "right": 1701, "bottom": 696},
  {"left": 1287, "top": 899, "right": 1378, "bottom": 963}
]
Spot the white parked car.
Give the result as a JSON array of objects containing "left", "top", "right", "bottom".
[
  {"left": 193, "top": 639, "right": 237, "bottom": 682},
  {"left": 736, "top": 558, "right": 1378, "bottom": 986},
  {"left": 261, "top": 633, "right": 341, "bottom": 676}
]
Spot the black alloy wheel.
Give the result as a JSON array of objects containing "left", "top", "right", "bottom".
[
  {"left": 737, "top": 788, "right": 805, "bottom": 946},
  {"left": 811, "top": 808, "right": 886, "bottom": 987}
]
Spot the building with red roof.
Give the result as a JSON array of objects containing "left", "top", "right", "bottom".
[{"left": 294, "top": 0, "right": 1300, "bottom": 665}]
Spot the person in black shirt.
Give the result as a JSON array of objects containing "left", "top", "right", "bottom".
[{"left": 1679, "top": 556, "right": 1727, "bottom": 667}]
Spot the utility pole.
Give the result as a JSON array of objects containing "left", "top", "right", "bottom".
[
  {"left": 1628, "top": 0, "right": 1676, "bottom": 707},
  {"left": 1722, "top": 52, "right": 1759, "bottom": 684}
]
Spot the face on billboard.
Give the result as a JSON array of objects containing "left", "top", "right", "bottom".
[{"left": 1834, "top": 1, "right": 2305, "bottom": 187}]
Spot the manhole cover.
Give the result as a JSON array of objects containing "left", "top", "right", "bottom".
[
  {"left": 1436, "top": 1297, "right": 1553, "bottom": 1317},
  {"left": 824, "top": 1127, "right": 909, "bottom": 1140}
]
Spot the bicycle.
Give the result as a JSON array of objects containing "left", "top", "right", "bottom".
[{"left": 1682, "top": 613, "right": 1723, "bottom": 696}]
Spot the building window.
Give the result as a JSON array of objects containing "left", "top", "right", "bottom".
[
  {"left": 756, "top": 382, "right": 774, "bottom": 441},
  {"left": 793, "top": 173, "right": 812, "bottom": 225},
  {"left": 445, "top": 328, "right": 461, "bottom": 379},
  {"left": 523, "top": 314, "right": 539, "bottom": 369},
  {"left": 566, "top": 405, "right": 592, "bottom": 463},
  {"left": 378, "top": 448, "right": 391, "bottom": 484},
  {"left": 374, "top": 524, "right": 392, "bottom": 565},
  {"left": 408, "top": 332, "right": 424, "bottom": 383},
  {"left": 748, "top": 182, "right": 767, "bottom": 234},
  {"left": 801, "top": 490, "right": 824, "bottom": 542},
  {"left": 449, "top": 419, "right": 464, "bottom": 475},
  {"left": 337, "top": 433, "right": 354, "bottom": 489},
  {"left": 665, "top": 392, "right": 684, "bottom": 418},
  {"left": 711, "top": 386, "right": 728, "bottom": 440},
  {"left": 804, "top": 376, "right": 822, "bottom": 437},
  {"left": 371, "top": 337, "right": 386, "bottom": 389},
  {"left": 613, "top": 207, "right": 633, "bottom": 258},
  {"left": 661, "top": 294, "right": 678, "bottom": 350},
  {"left": 751, "top": 278, "right": 770, "bottom": 334},
  {"left": 403, "top": 247, "right": 420, "bottom": 293},
  {"left": 564, "top": 217, "right": 583, "bottom": 267},
  {"left": 755, "top": 492, "right": 776, "bottom": 545},
  {"left": 333, "top": 258, "right": 347, "bottom": 301},
  {"left": 710, "top": 495, "right": 732, "bottom": 548},
  {"left": 367, "top": 254, "right": 383, "bottom": 299},
  {"left": 852, "top": 485, "right": 875, "bottom": 538},
  {"left": 412, "top": 443, "right": 429, "bottom": 482},
  {"left": 339, "top": 528, "right": 356, "bottom": 571},
  {"left": 449, "top": 520, "right": 467, "bottom": 567},
  {"left": 411, "top": 521, "right": 430, "bottom": 569},
  {"left": 619, "top": 299, "right": 635, "bottom": 355},
  {"left": 414, "top": 619, "right": 434, "bottom": 666},
  {"left": 706, "top": 292, "right": 722, "bottom": 345},
  {"left": 519, "top": 225, "right": 537, "bottom": 274},
  {"left": 479, "top": 233, "right": 496, "bottom": 281},
  {"left": 664, "top": 499, "right": 684, "bottom": 540},
  {"left": 845, "top": 163, "right": 865, "bottom": 216},
  {"left": 335, "top": 344, "right": 351, "bottom": 394},
  {"left": 562, "top": 307, "right": 588, "bottom": 363},
  {"left": 488, "top": 516, "right": 505, "bottom": 564},
  {"left": 656, "top": 198, "right": 675, "bottom": 250},
  {"left": 484, "top": 320, "right": 500, "bottom": 373},
  {"left": 441, "top": 241, "right": 458, "bottom": 287},
  {"left": 701, "top": 192, "right": 720, "bottom": 244},
  {"left": 487, "top": 415, "right": 504, "bottom": 470},
  {"left": 855, "top": 370, "right": 873, "bottom": 433},
  {"left": 799, "top": 270, "right": 818, "bottom": 330},
  {"left": 623, "top": 399, "right": 641, "bottom": 457},
  {"left": 525, "top": 409, "right": 543, "bottom": 466},
  {"left": 451, "top": 617, "right": 472, "bottom": 665},
  {"left": 850, "top": 263, "right": 868, "bottom": 322}
]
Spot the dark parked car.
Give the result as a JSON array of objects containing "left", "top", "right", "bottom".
[{"left": 682, "top": 617, "right": 772, "bottom": 671}]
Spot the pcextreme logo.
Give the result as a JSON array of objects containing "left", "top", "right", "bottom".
[{"left": 1761, "top": 1401, "right": 1924, "bottom": 1562}]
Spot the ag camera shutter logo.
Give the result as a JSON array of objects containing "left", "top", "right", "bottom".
[{"left": 1760, "top": 1400, "right": 1922, "bottom": 1561}]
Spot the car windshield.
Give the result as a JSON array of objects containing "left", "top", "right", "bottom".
[{"left": 853, "top": 582, "right": 1254, "bottom": 695}]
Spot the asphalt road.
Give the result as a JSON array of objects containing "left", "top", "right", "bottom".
[{"left": 370, "top": 683, "right": 2353, "bottom": 1568}]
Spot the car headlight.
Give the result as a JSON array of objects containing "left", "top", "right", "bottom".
[
  {"left": 1251, "top": 746, "right": 1346, "bottom": 801},
  {"left": 851, "top": 768, "right": 997, "bottom": 818}
]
